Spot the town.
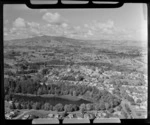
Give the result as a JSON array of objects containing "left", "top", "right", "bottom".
[{"left": 4, "top": 35, "right": 147, "bottom": 121}]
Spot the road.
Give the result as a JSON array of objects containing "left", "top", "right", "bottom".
[
  {"left": 13, "top": 109, "right": 35, "bottom": 119},
  {"left": 121, "top": 99, "right": 138, "bottom": 119}
]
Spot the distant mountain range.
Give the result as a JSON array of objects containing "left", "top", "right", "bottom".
[{"left": 4, "top": 35, "right": 146, "bottom": 49}]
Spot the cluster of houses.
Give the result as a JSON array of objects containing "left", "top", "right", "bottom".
[
  {"left": 5, "top": 111, "right": 19, "bottom": 119},
  {"left": 47, "top": 112, "right": 94, "bottom": 119},
  {"left": 20, "top": 110, "right": 121, "bottom": 120}
]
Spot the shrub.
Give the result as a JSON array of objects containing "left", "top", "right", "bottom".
[{"left": 54, "top": 103, "right": 64, "bottom": 112}]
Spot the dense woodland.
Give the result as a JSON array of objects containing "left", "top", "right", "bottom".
[{"left": 4, "top": 76, "right": 121, "bottom": 112}]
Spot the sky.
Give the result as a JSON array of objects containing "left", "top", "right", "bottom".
[{"left": 4, "top": 3, "right": 147, "bottom": 41}]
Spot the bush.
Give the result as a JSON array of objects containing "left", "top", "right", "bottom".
[{"left": 54, "top": 103, "right": 64, "bottom": 112}]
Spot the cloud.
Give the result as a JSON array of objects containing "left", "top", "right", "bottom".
[
  {"left": 42, "top": 12, "right": 62, "bottom": 24},
  {"left": 61, "top": 23, "right": 68, "bottom": 28},
  {"left": 81, "top": 20, "right": 142, "bottom": 40},
  {"left": 27, "top": 22, "right": 41, "bottom": 36},
  {"left": 27, "top": 22, "right": 40, "bottom": 30},
  {"left": 85, "top": 20, "right": 115, "bottom": 32},
  {"left": 13, "top": 17, "right": 26, "bottom": 28},
  {"left": 6, "top": 17, "right": 141, "bottom": 41},
  {"left": 86, "top": 30, "right": 93, "bottom": 36},
  {"left": 135, "top": 20, "right": 147, "bottom": 41},
  {"left": 8, "top": 17, "right": 42, "bottom": 39}
]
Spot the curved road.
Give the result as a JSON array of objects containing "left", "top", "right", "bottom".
[{"left": 13, "top": 109, "right": 35, "bottom": 119}]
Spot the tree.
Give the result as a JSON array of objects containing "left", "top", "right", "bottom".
[
  {"left": 126, "top": 95, "right": 135, "bottom": 105},
  {"left": 86, "top": 104, "right": 93, "bottom": 111},
  {"left": 73, "top": 91, "right": 77, "bottom": 96},
  {"left": 43, "top": 102, "right": 51, "bottom": 111},
  {"left": 121, "top": 110, "right": 128, "bottom": 119},
  {"left": 64, "top": 104, "right": 73, "bottom": 112},
  {"left": 125, "top": 103, "right": 131, "bottom": 114},
  {"left": 112, "top": 98, "right": 120, "bottom": 107},
  {"left": 84, "top": 91, "right": 91, "bottom": 99},
  {"left": 136, "top": 99, "right": 142, "bottom": 104},
  {"left": 77, "top": 75, "right": 84, "bottom": 81},
  {"left": 10, "top": 102, "right": 16, "bottom": 109},
  {"left": 15, "top": 84, "right": 21, "bottom": 93},
  {"left": 99, "top": 103, "right": 105, "bottom": 110},
  {"left": 54, "top": 103, "right": 64, "bottom": 112},
  {"left": 5, "top": 94, "right": 11, "bottom": 101},
  {"left": 61, "top": 111, "right": 68, "bottom": 118},
  {"left": 117, "top": 105, "right": 122, "bottom": 111},
  {"left": 32, "top": 102, "right": 41, "bottom": 110},
  {"left": 72, "top": 104, "right": 79, "bottom": 111},
  {"left": 41, "top": 68, "right": 49, "bottom": 75},
  {"left": 22, "top": 103, "right": 27, "bottom": 109},
  {"left": 80, "top": 103, "right": 86, "bottom": 113},
  {"left": 16, "top": 102, "right": 22, "bottom": 109},
  {"left": 108, "top": 108, "right": 114, "bottom": 113},
  {"left": 49, "top": 104, "right": 53, "bottom": 111},
  {"left": 27, "top": 103, "right": 32, "bottom": 109},
  {"left": 105, "top": 103, "right": 110, "bottom": 110},
  {"left": 37, "top": 88, "right": 43, "bottom": 95},
  {"left": 94, "top": 103, "right": 100, "bottom": 111},
  {"left": 89, "top": 113, "right": 95, "bottom": 120},
  {"left": 64, "top": 104, "right": 69, "bottom": 112}
]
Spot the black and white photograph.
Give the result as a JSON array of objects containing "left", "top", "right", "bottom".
[{"left": 4, "top": 3, "right": 147, "bottom": 122}]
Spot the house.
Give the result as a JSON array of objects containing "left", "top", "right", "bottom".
[
  {"left": 48, "top": 113, "right": 54, "bottom": 118},
  {"left": 54, "top": 114, "right": 59, "bottom": 119},
  {"left": 10, "top": 111, "right": 15, "bottom": 115},
  {"left": 9, "top": 101, "right": 13, "bottom": 104},
  {"left": 101, "top": 112, "right": 106, "bottom": 117},
  {"left": 40, "top": 82, "right": 43, "bottom": 85},
  {"left": 22, "top": 114, "right": 30, "bottom": 120},
  {"left": 96, "top": 112, "right": 102, "bottom": 118},
  {"left": 113, "top": 111, "right": 121, "bottom": 117},
  {"left": 140, "top": 105, "right": 146, "bottom": 110},
  {"left": 5, "top": 111, "right": 17, "bottom": 119},
  {"left": 5, "top": 114, "right": 11, "bottom": 119},
  {"left": 68, "top": 114, "right": 74, "bottom": 119}
]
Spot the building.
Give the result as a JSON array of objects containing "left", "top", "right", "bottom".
[{"left": 48, "top": 113, "right": 54, "bottom": 118}]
